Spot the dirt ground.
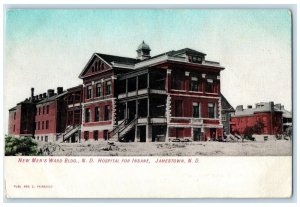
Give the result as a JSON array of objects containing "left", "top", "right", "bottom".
[{"left": 37, "top": 136, "right": 292, "bottom": 156}]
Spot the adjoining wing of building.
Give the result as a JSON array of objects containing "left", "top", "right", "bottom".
[{"left": 8, "top": 41, "right": 291, "bottom": 143}]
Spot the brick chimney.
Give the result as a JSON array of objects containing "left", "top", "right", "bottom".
[
  {"left": 57, "top": 87, "right": 63, "bottom": 95},
  {"left": 236, "top": 105, "right": 243, "bottom": 111},
  {"left": 43, "top": 93, "right": 47, "bottom": 98},
  {"left": 247, "top": 105, "right": 252, "bottom": 109},
  {"left": 31, "top": 88, "right": 34, "bottom": 102},
  {"left": 39, "top": 94, "right": 43, "bottom": 100},
  {"left": 48, "top": 89, "right": 55, "bottom": 97},
  {"left": 275, "top": 104, "right": 281, "bottom": 110},
  {"left": 270, "top": 101, "right": 274, "bottom": 111}
]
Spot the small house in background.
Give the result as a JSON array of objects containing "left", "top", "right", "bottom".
[{"left": 230, "top": 102, "right": 287, "bottom": 135}]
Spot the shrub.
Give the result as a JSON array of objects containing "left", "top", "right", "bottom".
[{"left": 5, "top": 135, "right": 39, "bottom": 156}]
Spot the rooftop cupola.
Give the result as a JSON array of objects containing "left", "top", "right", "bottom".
[{"left": 136, "top": 40, "right": 151, "bottom": 60}]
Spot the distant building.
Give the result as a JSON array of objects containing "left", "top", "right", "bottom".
[
  {"left": 274, "top": 104, "right": 292, "bottom": 133},
  {"left": 8, "top": 87, "right": 68, "bottom": 142},
  {"left": 8, "top": 94, "right": 36, "bottom": 138},
  {"left": 220, "top": 94, "right": 235, "bottom": 135},
  {"left": 230, "top": 102, "right": 287, "bottom": 135},
  {"left": 34, "top": 87, "right": 67, "bottom": 142}
]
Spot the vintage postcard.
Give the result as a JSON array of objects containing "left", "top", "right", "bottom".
[{"left": 3, "top": 8, "right": 292, "bottom": 198}]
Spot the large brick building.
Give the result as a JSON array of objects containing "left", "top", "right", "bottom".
[{"left": 74, "top": 42, "right": 226, "bottom": 142}]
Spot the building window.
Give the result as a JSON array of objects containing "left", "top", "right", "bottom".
[
  {"left": 46, "top": 105, "right": 49, "bottom": 114},
  {"left": 42, "top": 121, "right": 44, "bottom": 129},
  {"left": 192, "top": 102, "right": 201, "bottom": 118},
  {"left": 39, "top": 107, "right": 41, "bottom": 115},
  {"left": 43, "top": 106, "right": 45, "bottom": 114},
  {"left": 106, "top": 81, "right": 112, "bottom": 95},
  {"left": 84, "top": 131, "right": 89, "bottom": 141},
  {"left": 93, "top": 130, "right": 98, "bottom": 141},
  {"left": 96, "top": 83, "right": 102, "bottom": 97},
  {"left": 86, "top": 86, "right": 92, "bottom": 99},
  {"left": 175, "top": 100, "right": 183, "bottom": 117},
  {"left": 38, "top": 122, "right": 40, "bottom": 130},
  {"left": 13, "top": 125, "right": 15, "bottom": 132},
  {"left": 208, "top": 103, "right": 216, "bottom": 118},
  {"left": 41, "top": 136, "right": 43, "bottom": 141},
  {"left": 45, "top": 136, "right": 48, "bottom": 142},
  {"left": 190, "top": 76, "right": 199, "bottom": 91},
  {"left": 206, "top": 80, "right": 213, "bottom": 93},
  {"left": 104, "top": 130, "right": 109, "bottom": 140},
  {"left": 94, "top": 107, "right": 100, "bottom": 122},
  {"left": 37, "top": 136, "right": 39, "bottom": 140},
  {"left": 104, "top": 105, "right": 110, "bottom": 121},
  {"left": 171, "top": 74, "right": 184, "bottom": 90},
  {"left": 46, "top": 120, "right": 49, "bottom": 129},
  {"left": 14, "top": 112, "right": 16, "bottom": 120},
  {"left": 222, "top": 116, "right": 226, "bottom": 122},
  {"left": 85, "top": 108, "right": 91, "bottom": 123}
]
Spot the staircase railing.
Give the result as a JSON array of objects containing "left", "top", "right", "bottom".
[
  {"left": 118, "top": 117, "right": 138, "bottom": 138},
  {"left": 63, "top": 124, "right": 80, "bottom": 142},
  {"left": 109, "top": 119, "right": 126, "bottom": 137}
]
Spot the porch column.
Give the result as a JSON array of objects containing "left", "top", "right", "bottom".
[
  {"left": 166, "top": 69, "right": 172, "bottom": 92},
  {"left": 126, "top": 79, "right": 128, "bottom": 97},
  {"left": 166, "top": 126, "right": 169, "bottom": 142},
  {"left": 146, "top": 124, "right": 152, "bottom": 142},
  {"left": 136, "top": 76, "right": 139, "bottom": 95},
  {"left": 147, "top": 72, "right": 150, "bottom": 89},
  {"left": 147, "top": 97, "right": 150, "bottom": 117},
  {"left": 125, "top": 101, "right": 128, "bottom": 120},
  {"left": 134, "top": 99, "right": 138, "bottom": 142},
  {"left": 72, "top": 96, "right": 75, "bottom": 127}
]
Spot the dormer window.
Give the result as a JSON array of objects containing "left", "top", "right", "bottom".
[{"left": 189, "top": 56, "right": 203, "bottom": 64}]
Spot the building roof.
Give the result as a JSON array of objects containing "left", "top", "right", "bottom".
[
  {"left": 67, "top": 84, "right": 83, "bottom": 92},
  {"left": 232, "top": 102, "right": 283, "bottom": 117},
  {"left": 96, "top": 53, "right": 140, "bottom": 65},
  {"left": 36, "top": 91, "right": 67, "bottom": 105},
  {"left": 274, "top": 105, "right": 292, "bottom": 119},
  {"left": 79, "top": 46, "right": 222, "bottom": 79},
  {"left": 9, "top": 106, "right": 17, "bottom": 111},
  {"left": 168, "top": 48, "right": 207, "bottom": 57},
  {"left": 221, "top": 94, "right": 235, "bottom": 112}
]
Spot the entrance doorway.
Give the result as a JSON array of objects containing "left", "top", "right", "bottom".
[
  {"left": 210, "top": 128, "right": 216, "bottom": 141},
  {"left": 193, "top": 128, "right": 202, "bottom": 141},
  {"left": 138, "top": 126, "right": 146, "bottom": 142}
]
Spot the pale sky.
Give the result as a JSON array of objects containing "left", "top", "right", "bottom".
[{"left": 4, "top": 9, "right": 292, "bottom": 133}]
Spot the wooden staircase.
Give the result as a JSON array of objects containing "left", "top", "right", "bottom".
[{"left": 109, "top": 117, "right": 138, "bottom": 142}]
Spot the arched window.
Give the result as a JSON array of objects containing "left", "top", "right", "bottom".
[
  {"left": 92, "top": 66, "right": 94, "bottom": 72},
  {"left": 96, "top": 62, "right": 99, "bottom": 71}
]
